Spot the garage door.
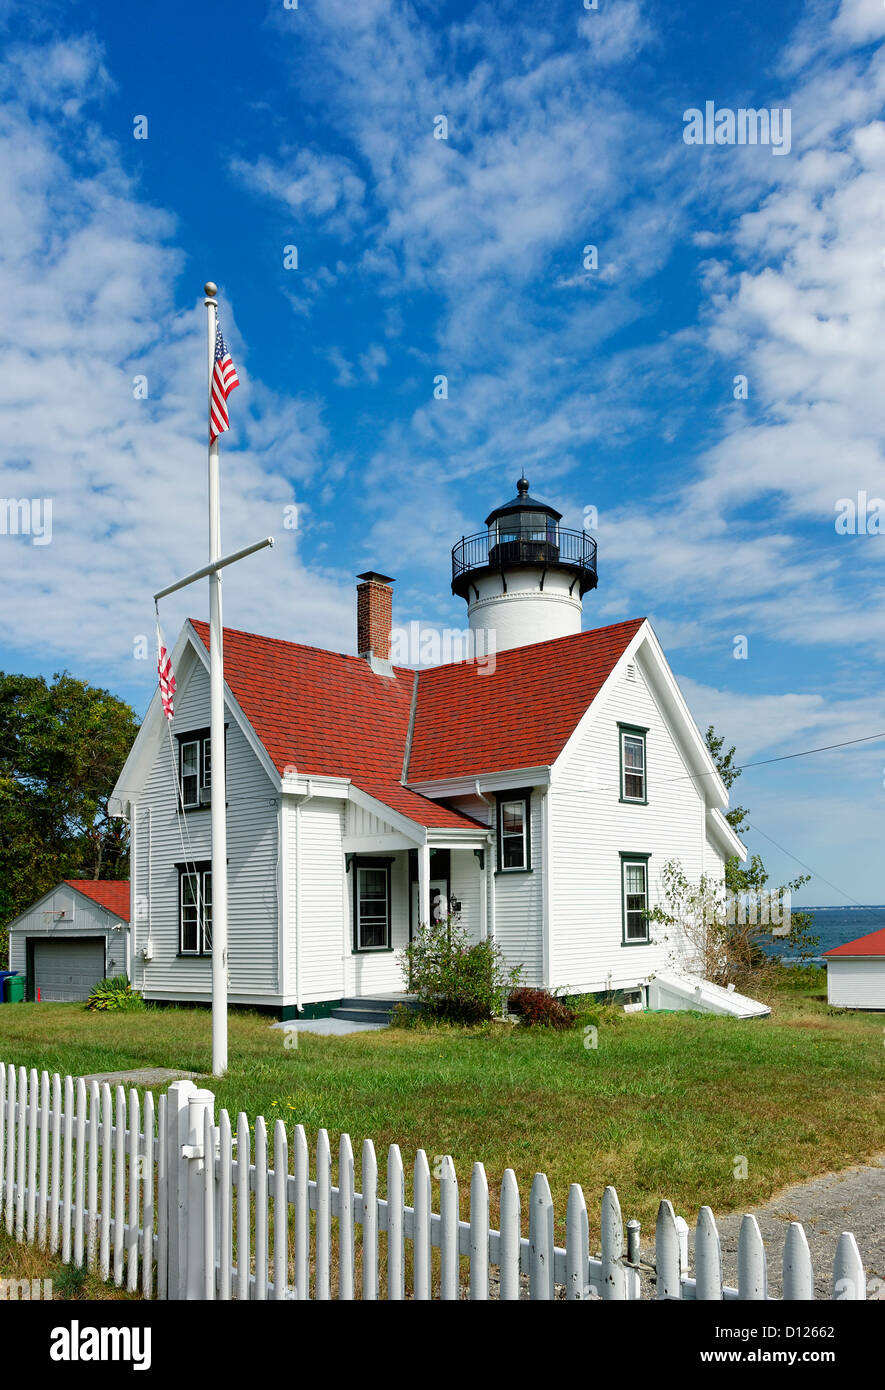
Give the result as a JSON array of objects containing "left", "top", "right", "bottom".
[{"left": 33, "top": 938, "right": 106, "bottom": 1002}]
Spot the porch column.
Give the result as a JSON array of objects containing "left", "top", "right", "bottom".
[{"left": 417, "top": 843, "right": 431, "bottom": 929}]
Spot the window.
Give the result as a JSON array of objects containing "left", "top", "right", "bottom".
[
  {"left": 496, "top": 790, "right": 532, "bottom": 871},
  {"left": 176, "top": 726, "right": 226, "bottom": 809},
  {"left": 178, "top": 863, "right": 212, "bottom": 955},
  {"left": 619, "top": 724, "right": 648, "bottom": 803},
  {"left": 354, "top": 860, "right": 391, "bottom": 952},
  {"left": 621, "top": 855, "right": 650, "bottom": 944}
]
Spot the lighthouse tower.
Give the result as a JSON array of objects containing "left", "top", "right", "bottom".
[{"left": 451, "top": 476, "right": 598, "bottom": 653}]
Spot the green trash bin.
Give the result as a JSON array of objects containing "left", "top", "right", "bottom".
[{"left": 5, "top": 974, "right": 24, "bottom": 1003}]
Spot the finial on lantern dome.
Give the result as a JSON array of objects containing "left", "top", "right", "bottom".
[
  {"left": 204, "top": 281, "right": 218, "bottom": 298},
  {"left": 517, "top": 473, "right": 530, "bottom": 497}
]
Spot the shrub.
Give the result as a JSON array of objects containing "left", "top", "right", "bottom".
[
  {"left": 401, "top": 916, "right": 523, "bottom": 1024},
  {"left": 85, "top": 975, "right": 144, "bottom": 1012},
  {"left": 508, "top": 987, "right": 576, "bottom": 1030}
]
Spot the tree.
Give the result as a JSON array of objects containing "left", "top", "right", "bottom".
[
  {"left": 648, "top": 725, "right": 821, "bottom": 980},
  {"left": 704, "top": 724, "right": 749, "bottom": 835},
  {"left": 647, "top": 857, "right": 819, "bottom": 989},
  {"left": 0, "top": 672, "right": 139, "bottom": 941}
]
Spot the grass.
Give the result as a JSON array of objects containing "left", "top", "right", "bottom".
[
  {"left": 0, "top": 968, "right": 882, "bottom": 1244},
  {"left": 0, "top": 1226, "right": 138, "bottom": 1300}
]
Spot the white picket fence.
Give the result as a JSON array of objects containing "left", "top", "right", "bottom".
[{"left": 0, "top": 1062, "right": 870, "bottom": 1301}]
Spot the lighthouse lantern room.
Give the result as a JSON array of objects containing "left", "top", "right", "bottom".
[{"left": 451, "top": 476, "right": 598, "bottom": 653}]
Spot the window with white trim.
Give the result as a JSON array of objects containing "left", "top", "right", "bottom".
[
  {"left": 621, "top": 857, "right": 649, "bottom": 943},
  {"left": 620, "top": 727, "right": 647, "bottom": 803},
  {"left": 355, "top": 863, "right": 390, "bottom": 951},
  {"left": 176, "top": 726, "right": 225, "bottom": 809},
  {"left": 179, "top": 863, "right": 212, "bottom": 955}
]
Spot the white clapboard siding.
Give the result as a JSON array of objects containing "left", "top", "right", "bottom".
[
  {"left": 549, "top": 651, "right": 714, "bottom": 995},
  {"left": 283, "top": 796, "right": 348, "bottom": 1003},
  {"left": 132, "top": 651, "right": 281, "bottom": 1005},
  {"left": 0, "top": 1063, "right": 871, "bottom": 1303},
  {"left": 493, "top": 791, "right": 545, "bottom": 985}
]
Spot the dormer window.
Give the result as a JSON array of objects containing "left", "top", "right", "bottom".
[{"left": 619, "top": 724, "right": 648, "bottom": 804}]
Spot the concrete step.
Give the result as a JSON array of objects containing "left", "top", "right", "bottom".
[
  {"left": 339, "top": 996, "right": 421, "bottom": 1014},
  {"left": 331, "top": 1007, "right": 394, "bottom": 1025}
]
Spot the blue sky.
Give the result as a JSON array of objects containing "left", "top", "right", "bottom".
[{"left": 1, "top": 0, "right": 884, "bottom": 904}]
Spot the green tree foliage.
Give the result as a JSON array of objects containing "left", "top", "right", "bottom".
[
  {"left": 704, "top": 724, "right": 749, "bottom": 835},
  {"left": 0, "top": 672, "right": 139, "bottom": 947},
  {"left": 697, "top": 725, "right": 818, "bottom": 969}
]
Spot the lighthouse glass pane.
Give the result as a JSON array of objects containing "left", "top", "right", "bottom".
[
  {"left": 358, "top": 866, "right": 389, "bottom": 949},
  {"left": 622, "top": 733, "right": 646, "bottom": 801}
]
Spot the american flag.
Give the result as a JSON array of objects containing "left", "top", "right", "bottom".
[
  {"left": 157, "top": 624, "right": 176, "bottom": 721},
  {"left": 209, "top": 323, "right": 240, "bottom": 443}
]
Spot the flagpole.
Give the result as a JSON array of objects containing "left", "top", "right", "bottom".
[{"left": 204, "top": 280, "right": 229, "bottom": 1077}]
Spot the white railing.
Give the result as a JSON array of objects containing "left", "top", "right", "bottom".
[{"left": 0, "top": 1063, "right": 870, "bottom": 1301}]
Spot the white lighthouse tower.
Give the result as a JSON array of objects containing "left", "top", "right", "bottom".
[{"left": 451, "top": 476, "right": 598, "bottom": 653}]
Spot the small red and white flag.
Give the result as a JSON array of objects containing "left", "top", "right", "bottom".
[
  {"left": 157, "top": 624, "right": 176, "bottom": 721},
  {"left": 209, "top": 322, "right": 240, "bottom": 443}
]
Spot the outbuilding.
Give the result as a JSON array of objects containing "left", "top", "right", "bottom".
[
  {"left": 824, "top": 925, "right": 885, "bottom": 1010},
  {"left": 7, "top": 880, "right": 130, "bottom": 1002}
]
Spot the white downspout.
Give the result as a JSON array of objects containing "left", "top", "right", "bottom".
[{"left": 541, "top": 785, "right": 552, "bottom": 989}]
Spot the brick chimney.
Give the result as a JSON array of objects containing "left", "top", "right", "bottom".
[{"left": 356, "top": 571, "right": 395, "bottom": 661}]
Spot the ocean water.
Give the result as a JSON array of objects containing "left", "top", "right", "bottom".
[{"left": 761, "top": 905, "right": 885, "bottom": 964}]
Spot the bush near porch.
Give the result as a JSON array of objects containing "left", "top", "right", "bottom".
[{"left": 0, "top": 968, "right": 881, "bottom": 1245}]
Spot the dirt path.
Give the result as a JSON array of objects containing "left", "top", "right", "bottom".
[{"left": 640, "top": 1156, "right": 885, "bottom": 1299}]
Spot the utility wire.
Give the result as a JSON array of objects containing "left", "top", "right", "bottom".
[{"left": 746, "top": 820, "right": 885, "bottom": 926}]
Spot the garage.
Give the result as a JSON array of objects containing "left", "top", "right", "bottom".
[
  {"left": 32, "top": 937, "right": 106, "bottom": 1002},
  {"left": 825, "top": 925, "right": 885, "bottom": 1010},
  {"left": 6, "top": 879, "right": 129, "bottom": 1001}
]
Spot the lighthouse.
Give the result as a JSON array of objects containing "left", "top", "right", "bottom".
[{"left": 451, "top": 476, "right": 598, "bottom": 653}]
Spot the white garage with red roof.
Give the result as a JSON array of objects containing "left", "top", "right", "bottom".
[
  {"left": 7, "top": 879, "right": 130, "bottom": 1002},
  {"left": 824, "top": 927, "right": 885, "bottom": 1010}
]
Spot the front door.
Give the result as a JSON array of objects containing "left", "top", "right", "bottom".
[{"left": 410, "top": 879, "right": 448, "bottom": 938}]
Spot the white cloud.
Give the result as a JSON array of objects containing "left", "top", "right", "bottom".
[
  {"left": 578, "top": 1, "right": 654, "bottom": 66},
  {"left": 229, "top": 148, "right": 366, "bottom": 233},
  {"left": 0, "top": 38, "right": 356, "bottom": 698}
]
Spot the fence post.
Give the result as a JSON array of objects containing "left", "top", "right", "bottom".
[
  {"left": 163, "top": 1080, "right": 197, "bottom": 1301},
  {"left": 184, "top": 1089, "right": 216, "bottom": 1301}
]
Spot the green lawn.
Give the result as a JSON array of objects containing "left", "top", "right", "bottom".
[{"left": 0, "top": 975, "right": 882, "bottom": 1242}]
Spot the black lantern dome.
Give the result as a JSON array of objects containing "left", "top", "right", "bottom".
[{"left": 451, "top": 475, "right": 598, "bottom": 599}]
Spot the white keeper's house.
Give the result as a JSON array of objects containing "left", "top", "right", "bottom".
[{"left": 109, "top": 477, "right": 745, "bottom": 1019}]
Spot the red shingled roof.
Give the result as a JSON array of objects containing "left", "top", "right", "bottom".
[
  {"left": 63, "top": 880, "right": 130, "bottom": 921},
  {"left": 189, "top": 615, "right": 645, "bottom": 828},
  {"left": 190, "top": 622, "right": 479, "bottom": 831},
  {"left": 407, "top": 618, "right": 645, "bottom": 780},
  {"left": 824, "top": 925, "right": 885, "bottom": 958}
]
